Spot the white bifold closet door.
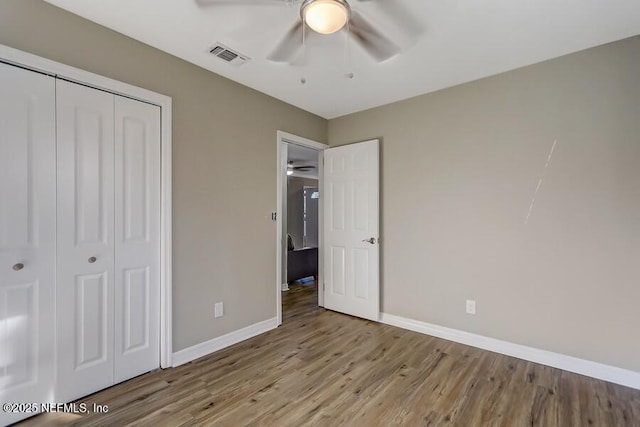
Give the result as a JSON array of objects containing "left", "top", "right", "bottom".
[
  {"left": 113, "top": 95, "right": 161, "bottom": 384},
  {"left": 0, "top": 63, "right": 57, "bottom": 426},
  {"left": 56, "top": 80, "right": 160, "bottom": 403},
  {"left": 56, "top": 79, "right": 115, "bottom": 402}
]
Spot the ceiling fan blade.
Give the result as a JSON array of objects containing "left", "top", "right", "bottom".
[
  {"left": 267, "top": 20, "right": 304, "bottom": 62},
  {"left": 349, "top": 11, "right": 400, "bottom": 62},
  {"left": 354, "top": 0, "right": 424, "bottom": 38}
]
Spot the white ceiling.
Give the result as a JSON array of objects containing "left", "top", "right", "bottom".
[{"left": 44, "top": 0, "right": 640, "bottom": 119}]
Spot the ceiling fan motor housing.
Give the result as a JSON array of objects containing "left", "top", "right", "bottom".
[{"left": 300, "top": 0, "right": 351, "bottom": 35}]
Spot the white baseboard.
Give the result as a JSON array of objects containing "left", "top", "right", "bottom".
[
  {"left": 379, "top": 313, "right": 640, "bottom": 391},
  {"left": 172, "top": 317, "right": 278, "bottom": 367},
  {"left": 281, "top": 282, "right": 289, "bottom": 291}
]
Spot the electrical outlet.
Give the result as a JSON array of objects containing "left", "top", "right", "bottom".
[
  {"left": 214, "top": 302, "right": 224, "bottom": 318},
  {"left": 466, "top": 299, "right": 476, "bottom": 315}
]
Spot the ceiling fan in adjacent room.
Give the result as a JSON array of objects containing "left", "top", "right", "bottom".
[
  {"left": 195, "top": 0, "right": 423, "bottom": 62},
  {"left": 287, "top": 161, "right": 316, "bottom": 175}
]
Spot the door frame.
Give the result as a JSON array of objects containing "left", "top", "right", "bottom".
[
  {"left": 0, "top": 44, "right": 174, "bottom": 368},
  {"left": 276, "top": 131, "right": 327, "bottom": 325}
]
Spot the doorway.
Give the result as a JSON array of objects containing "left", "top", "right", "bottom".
[{"left": 275, "top": 131, "right": 327, "bottom": 325}]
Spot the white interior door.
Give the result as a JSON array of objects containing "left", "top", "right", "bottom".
[
  {"left": 56, "top": 79, "right": 115, "bottom": 403},
  {"left": 0, "top": 63, "right": 56, "bottom": 426},
  {"left": 323, "top": 140, "right": 379, "bottom": 321},
  {"left": 114, "top": 96, "right": 161, "bottom": 383}
]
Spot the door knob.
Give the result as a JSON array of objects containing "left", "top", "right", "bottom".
[
  {"left": 12, "top": 263, "right": 24, "bottom": 271},
  {"left": 88, "top": 256, "right": 97, "bottom": 263},
  {"left": 362, "top": 238, "right": 377, "bottom": 244}
]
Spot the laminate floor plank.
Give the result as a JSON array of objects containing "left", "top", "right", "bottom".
[{"left": 17, "top": 281, "right": 640, "bottom": 426}]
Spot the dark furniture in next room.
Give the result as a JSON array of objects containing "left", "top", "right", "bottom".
[{"left": 287, "top": 235, "right": 318, "bottom": 283}]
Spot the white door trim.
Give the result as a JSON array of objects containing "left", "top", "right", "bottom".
[
  {"left": 276, "top": 131, "right": 327, "bottom": 325},
  {"left": 0, "top": 43, "right": 174, "bottom": 368}
]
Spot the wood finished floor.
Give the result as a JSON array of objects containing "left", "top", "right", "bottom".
[{"left": 19, "top": 281, "right": 640, "bottom": 426}]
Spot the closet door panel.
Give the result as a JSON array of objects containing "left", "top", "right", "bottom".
[
  {"left": 0, "top": 63, "right": 56, "bottom": 426},
  {"left": 114, "top": 96, "right": 161, "bottom": 383},
  {"left": 56, "top": 79, "right": 115, "bottom": 403}
]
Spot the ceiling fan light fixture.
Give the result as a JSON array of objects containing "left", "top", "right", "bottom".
[{"left": 301, "top": 0, "right": 350, "bottom": 35}]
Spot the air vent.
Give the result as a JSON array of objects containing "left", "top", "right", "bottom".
[{"left": 209, "top": 43, "right": 250, "bottom": 66}]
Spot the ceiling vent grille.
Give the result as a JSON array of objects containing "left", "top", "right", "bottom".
[{"left": 209, "top": 43, "right": 250, "bottom": 66}]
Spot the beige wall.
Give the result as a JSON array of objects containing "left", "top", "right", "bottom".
[
  {"left": 0, "top": 0, "right": 327, "bottom": 351},
  {"left": 329, "top": 36, "right": 640, "bottom": 372}
]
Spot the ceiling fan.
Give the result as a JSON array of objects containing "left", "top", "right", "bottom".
[
  {"left": 287, "top": 161, "right": 316, "bottom": 175},
  {"left": 195, "top": 0, "right": 423, "bottom": 62}
]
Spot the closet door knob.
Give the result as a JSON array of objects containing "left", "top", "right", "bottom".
[
  {"left": 12, "top": 263, "right": 24, "bottom": 271},
  {"left": 88, "top": 257, "right": 97, "bottom": 263}
]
